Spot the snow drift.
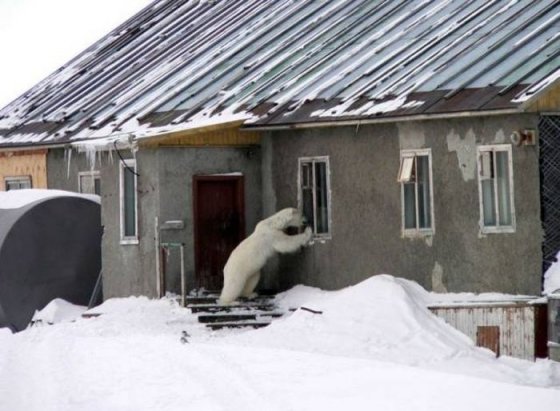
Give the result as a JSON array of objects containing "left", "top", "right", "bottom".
[{"left": 0, "top": 275, "right": 558, "bottom": 411}]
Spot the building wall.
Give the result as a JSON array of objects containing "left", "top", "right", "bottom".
[
  {"left": 0, "top": 149, "right": 47, "bottom": 190},
  {"left": 99, "top": 146, "right": 262, "bottom": 298},
  {"left": 46, "top": 148, "right": 101, "bottom": 192},
  {"left": 263, "top": 114, "right": 542, "bottom": 295}
]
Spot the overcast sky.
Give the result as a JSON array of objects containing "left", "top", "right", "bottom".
[{"left": 0, "top": 0, "right": 152, "bottom": 108}]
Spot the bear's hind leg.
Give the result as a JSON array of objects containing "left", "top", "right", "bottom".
[
  {"left": 241, "top": 271, "right": 261, "bottom": 299},
  {"left": 219, "top": 275, "right": 245, "bottom": 305}
]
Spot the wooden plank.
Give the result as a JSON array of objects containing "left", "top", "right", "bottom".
[{"left": 138, "top": 126, "right": 260, "bottom": 148}]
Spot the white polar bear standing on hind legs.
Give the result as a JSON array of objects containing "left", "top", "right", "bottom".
[{"left": 219, "top": 208, "right": 312, "bottom": 305}]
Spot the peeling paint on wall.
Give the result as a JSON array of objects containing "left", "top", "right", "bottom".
[
  {"left": 447, "top": 128, "right": 477, "bottom": 182},
  {"left": 398, "top": 122, "right": 425, "bottom": 149},
  {"left": 431, "top": 261, "right": 447, "bottom": 293},
  {"left": 493, "top": 129, "right": 507, "bottom": 144}
]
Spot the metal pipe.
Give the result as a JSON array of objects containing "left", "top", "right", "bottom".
[
  {"left": 155, "top": 216, "right": 161, "bottom": 298},
  {"left": 180, "top": 245, "right": 186, "bottom": 307}
]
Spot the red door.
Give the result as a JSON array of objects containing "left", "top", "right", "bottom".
[{"left": 193, "top": 176, "right": 245, "bottom": 291}]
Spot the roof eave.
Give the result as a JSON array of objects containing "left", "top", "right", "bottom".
[{"left": 244, "top": 108, "right": 525, "bottom": 131}]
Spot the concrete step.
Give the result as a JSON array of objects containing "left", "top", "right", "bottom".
[
  {"left": 188, "top": 303, "right": 276, "bottom": 313},
  {"left": 198, "top": 312, "right": 284, "bottom": 324},
  {"left": 206, "top": 321, "right": 272, "bottom": 330},
  {"left": 185, "top": 295, "right": 274, "bottom": 305}
]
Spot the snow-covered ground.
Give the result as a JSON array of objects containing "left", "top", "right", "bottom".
[{"left": 0, "top": 275, "right": 559, "bottom": 411}]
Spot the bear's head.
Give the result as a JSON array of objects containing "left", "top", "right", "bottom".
[{"left": 263, "top": 207, "right": 306, "bottom": 231}]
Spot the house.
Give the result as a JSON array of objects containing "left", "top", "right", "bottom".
[{"left": 1, "top": 0, "right": 559, "bottom": 313}]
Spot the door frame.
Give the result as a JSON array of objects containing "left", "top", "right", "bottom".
[{"left": 192, "top": 175, "right": 245, "bottom": 289}]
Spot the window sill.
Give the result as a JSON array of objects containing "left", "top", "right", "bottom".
[
  {"left": 120, "top": 238, "right": 139, "bottom": 246},
  {"left": 480, "top": 226, "right": 515, "bottom": 235},
  {"left": 402, "top": 229, "right": 434, "bottom": 238}
]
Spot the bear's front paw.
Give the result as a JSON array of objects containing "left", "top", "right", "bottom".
[{"left": 303, "top": 226, "right": 313, "bottom": 243}]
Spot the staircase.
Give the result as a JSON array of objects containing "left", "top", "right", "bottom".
[{"left": 186, "top": 292, "right": 285, "bottom": 330}]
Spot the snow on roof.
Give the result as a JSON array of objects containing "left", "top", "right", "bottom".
[
  {"left": 0, "top": 189, "right": 100, "bottom": 210},
  {"left": 0, "top": 0, "right": 559, "bottom": 146}
]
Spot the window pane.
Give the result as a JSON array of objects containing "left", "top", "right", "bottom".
[
  {"left": 6, "top": 177, "right": 31, "bottom": 190},
  {"left": 398, "top": 157, "right": 414, "bottom": 183},
  {"left": 80, "top": 175, "right": 94, "bottom": 194},
  {"left": 302, "top": 187, "right": 314, "bottom": 230},
  {"left": 482, "top": 179, "right": 496, "bottom": 226},
  {"left": 124, "top": 166, "right": 136, "bottom": 237},
  {"left": 495, "top": 151, "right": 512, "bottom": 226},
  {"left": 315, "top": 162, "right": 329, "bottom": 234},
  {"left": 403, "top": 182, "right": 416, "bottom": 229},
  {"left": 94, "top": 178, "right": 101, "bottom": 196},
  {"left": 416, "top": 156, "right": 431, "bottom": 229}
]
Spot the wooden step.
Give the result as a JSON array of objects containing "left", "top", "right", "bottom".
[
  {"left": 185, "top": 295, "right": 274, "bottom": 305},
  {"left": 198, "top": 312, "right": 283, "bottom": 324},
  {"left": 188, "top": 303, "right": 276, "bottom": 313},
  {"left": 206, "top": 321, "right": 272, "bottom": 330}
]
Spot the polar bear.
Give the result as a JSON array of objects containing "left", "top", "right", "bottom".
[{"left": 218, "top": 208, "right": 312, "bottom": 305}]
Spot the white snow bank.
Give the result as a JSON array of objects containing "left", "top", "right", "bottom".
[
  {"left": 0, "top": 276, "right": 559, "bottom": 411},
  {"left": 544, "top": 251, "right": 560, "bottom": 295},
  {"left": 222, "top": 275, "right": 560, "bottom": 387},
  {"left": 0, "top": 189, "right": 100, "bottom": 209},
  {"left": 31, "top": 299, "right": 87, "bottom": 325}
]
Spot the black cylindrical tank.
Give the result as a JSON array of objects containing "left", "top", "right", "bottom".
[{"left": 0, "top": 195, "right": 101, "bottom": 331}]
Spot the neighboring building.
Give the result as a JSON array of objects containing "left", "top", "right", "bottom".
[
  {"left": 0, "top": 149, "right": 47, "bottom": 191},
  {"left": 0, "top": 0, "right": 559, "bottom": 304}
]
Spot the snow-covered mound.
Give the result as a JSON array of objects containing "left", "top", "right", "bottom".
[
  {"left": 31, "top": 299, "right": 87, "bottom": 325},
  {"left": 224, "top": 275, "right": 474, "bottom": 363},
  {"left": 0, "top": 189, "right": 99, "bottom": 209},
  {"left": 1, "top": 276, "right": 559, "bottom": 411},
  {"left": 221, "top": 275, "right": 560, "bottom": 386}
]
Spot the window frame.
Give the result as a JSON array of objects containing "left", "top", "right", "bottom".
[
  {"left": 297, "top": 156, "right": 332, "bottom": 240},
  {"left": 4, "top": 175, "right": 32, "bottom": 191},
  {"left": 399, "top": 148, "right": 435, "bottom": 237},
  {"left": 119, "top": 159, "right": 139, "bottom": 245},
  {"left": 477, "top": 144, "right": 516, "bottom": 234},
  {"left": 78, "top": 170, "right": 101, "bottom": 195}
]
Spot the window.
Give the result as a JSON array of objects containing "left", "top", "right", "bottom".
[
  {"left": 398, "top": 149, "right": 434, "bottom": 236},
  {"left": 79, "top": 171, "right": 101, "bottom": 195},
  {"left": 120, "top": 159, "right": 138, "bottom": 244},
  {"left": 298, "top": 157, "right": 331, "bottom": 238},
  {"left": 5, "top": 176, "right": 32, "bottom": 191},
  {"left": 477, "top": 145, "right": 515, "bottom": 233}
]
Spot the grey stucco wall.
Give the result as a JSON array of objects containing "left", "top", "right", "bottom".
[
  {"left": 47, "top": 148, "right": 96, "bottom": 192},
  {"left": 99, "top": 146, "right": 261, "bottom": 298},
  {"left": 264, "top": 114, "right": 543, "bottom": 295},
  {"left": 47, "top": 145, "right": 261, "bottom": 298}
]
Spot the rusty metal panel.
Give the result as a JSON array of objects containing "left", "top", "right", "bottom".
[
  {"left": 477, "top": 326, "right": 500, "bottom": 356},
  {"left": 1, "top": 0, "right": 560, "bottom": 146}
]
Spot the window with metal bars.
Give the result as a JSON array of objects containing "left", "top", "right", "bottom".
[
  {"left": 120, "top": 159, "right": 138, "bottom": 244},
  {"left": 477, "top": 145, "right": 515, "bottom": 234},
  {"left": 4, "top": 175, "right": 32, "bottom": 191},
  {"left": 398, "top": 149, "right": 434, "bottom": 236},
  {"left": 298, "top": 157, "right": 331, "bottom": 238}
]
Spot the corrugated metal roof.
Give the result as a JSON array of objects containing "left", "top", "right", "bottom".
[{"left": 0, "top": 0, "right": 559, "bottom": 146}]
